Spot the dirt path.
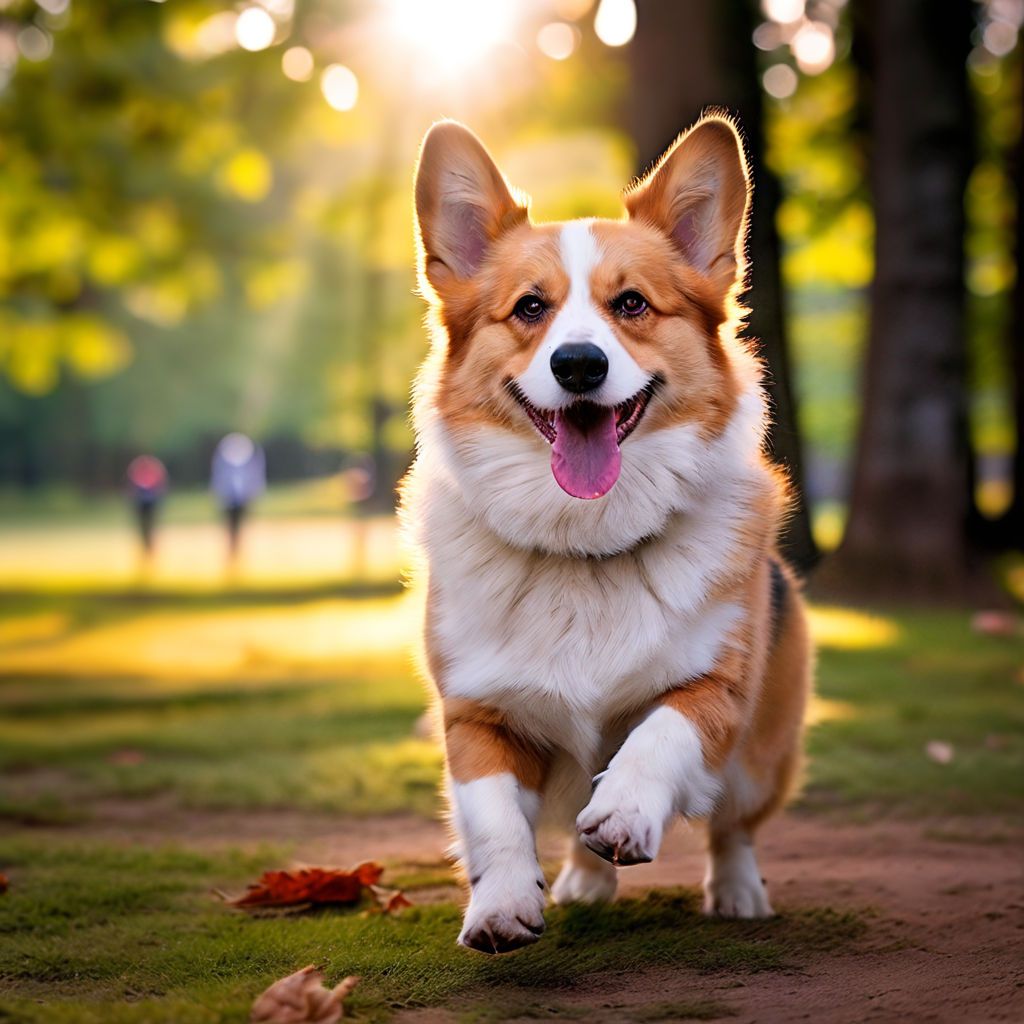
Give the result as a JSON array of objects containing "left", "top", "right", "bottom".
[{"left": 49, "top": 802, "right": 1024, "bottom": 1022}]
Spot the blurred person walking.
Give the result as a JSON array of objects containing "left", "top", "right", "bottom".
[
  {"left": 126, "top": 455, "right": 168, "bottom": 560},
  {"left": 211, "top": 433, "right": 265, "bottom": 562}
]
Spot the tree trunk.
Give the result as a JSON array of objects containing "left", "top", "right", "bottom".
[
  {"left": 826, "top": 0, "right": 983, "bottom": 598},
  {"left": 626, "top": 0, "right": 819, "bottom": 575}
]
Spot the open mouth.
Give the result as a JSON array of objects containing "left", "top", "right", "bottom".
[{"left": 507, "top": 379, "right": 658, "bottom": 500}]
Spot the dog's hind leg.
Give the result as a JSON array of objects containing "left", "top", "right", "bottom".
[
  {"left": 551, "top": 834, "right": 618, "bottom": 905},
  {"left": 703, "top": 811, "right": 774, "bottom": 919},
  {"left": 704, "top": 573, "right": 810, "bottom": 919}
]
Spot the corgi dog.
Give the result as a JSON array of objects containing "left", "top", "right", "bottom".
[{"left": 402, "top": 115, "right": 812, "bottom": 954}]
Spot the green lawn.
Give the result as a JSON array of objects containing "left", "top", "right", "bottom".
[
  {"left": 0, "top": 833, "right": 863, "bottom": 1023},
  {"left": 803, "top": 607, "right": 1024, "bottom": 815},
  {"left": 0, "top": 589, "right": 1020, "bottom": 1021}
]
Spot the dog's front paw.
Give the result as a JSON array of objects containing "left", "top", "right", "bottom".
[
  {"left": 458, "top": 870, "right": 546, "bottom": 954},
  {"left": 575, "top": 774, "right": 671, "bottom": 866}
]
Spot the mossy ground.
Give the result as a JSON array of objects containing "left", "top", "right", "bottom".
[{"left": 0, "top": 555, "right": 1020, "bottom": 1021}]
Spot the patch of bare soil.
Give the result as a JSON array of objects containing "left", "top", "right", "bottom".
[
  {"left": 32, "top": 802, "right": 1024, "bottom": 1023},
  {"left": 573, "top": 815, "right": 1024, "bottom": 1024}
]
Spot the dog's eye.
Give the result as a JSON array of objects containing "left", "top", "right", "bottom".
[
  {"left": 612, "top": 291, "right": 649, "bottom": 317},
  {"left": 513, "top": 294, "right": 547, "bottom": 323}
]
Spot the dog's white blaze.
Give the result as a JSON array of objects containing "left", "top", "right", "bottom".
[{"left": 516, "top": 220, "right": 649, "bottom": 410}]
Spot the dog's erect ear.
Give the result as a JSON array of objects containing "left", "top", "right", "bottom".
[
  {"left": 624, "top": 115, "right": 751, "bottom": 297},
  {"left": 415, "top": 121, "right": 527, "bottom": 295}
]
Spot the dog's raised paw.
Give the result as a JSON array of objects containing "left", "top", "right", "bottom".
[{"left": 577, "top": 798, "right": 663, "bottom": 864}]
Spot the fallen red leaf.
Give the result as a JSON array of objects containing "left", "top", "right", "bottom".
[
  {"left": 369, "top": 884, "right": 414, "bottom": 914},
  {"left": 221, "top": 862, "right": 413, "bottom": 912},
  {"left": 250, "top": 966, "right": 358, "bottom": 1023}
]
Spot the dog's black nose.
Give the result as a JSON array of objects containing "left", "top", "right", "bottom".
[{"left": 550, "top": 342, "right": 608, "bottom": 393}]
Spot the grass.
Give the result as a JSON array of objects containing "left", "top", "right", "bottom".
[
  {"left": 0, "top": 595, "right": 1020, "bottom": 824},
  {"left": 0, "top": 838, "right": 863, "bottom": 1023},
  {"left": 0, "top": 536, "right": 1021, "bottom": 1020},
  {"left": 802, "top": 606, "right": 1024, "bottom": 815}
]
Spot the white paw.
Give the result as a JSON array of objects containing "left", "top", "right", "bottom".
[
  {"left": 703, "top": 839, "right": 774, "bottom": 918},
  {"left": 458, "top": 866, "right": 547, "bottom": 954},
  {"left": 550, "top": 858, "right": 618, "bottom": 905},
  {"left": 575, "top": 771, "right": 672, "bottom": 866}
]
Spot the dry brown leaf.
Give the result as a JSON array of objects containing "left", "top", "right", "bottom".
[
  {"left": 250, "top": 966, "right": 358, "bottom": 1023},
  {"left": 224, "top": 863, "right": 383, "bottom": 909},
  {"left": 369, "top": 884, "right": 414, "bottom": 914},
  {"left": 221, "top": 862, "right": 411, "bottom": 914}
]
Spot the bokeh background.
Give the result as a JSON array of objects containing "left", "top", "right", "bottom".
[
  {"left": 1, "top": 3, "right": 1022, "bottom": 1022},
  {"left": 0, "top": 0, "right": 1019, "bottom": 596}
]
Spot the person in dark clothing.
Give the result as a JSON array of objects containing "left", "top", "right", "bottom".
[{"left": 126, "top": 455, "right": 168, "bottom": 559}]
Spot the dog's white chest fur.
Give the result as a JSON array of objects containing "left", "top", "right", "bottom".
[
  {"left": 404, "top": 352, "right": 772, "bottom": 771},
  {"left": 409, "top": 405, "right": 768, "bottom": 768},
  {"left": 431, "top": 525, "right": 740, "bottom": 764}
]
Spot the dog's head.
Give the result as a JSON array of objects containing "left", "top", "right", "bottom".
[{"left": 412, "top": 117, "right": 763, "bottom": 557}]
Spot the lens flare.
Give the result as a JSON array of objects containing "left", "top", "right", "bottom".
[
  {"left": 594, "top": 0, "right": 636, "bottom": 47},
  {"left": 537, "top": 22, "right": 578, "bottom": 61},
  {"left": 791, "top": 20, "right": 834, "bottom": 74},
  {"left": 235, "top": 7, "right": 276, "bottom": 52},
  {"left": 762, "top": 0, "right": 804, "bottom": 23},
  {"left": 763, "top": 63, "right": 798, "bottom": 99},
  {"left": 321, "top": 63, "right": 359, "bottom": 111},
  {"left": 385, "top": 0, "right": 518, "bottom": 76},
  {"left": 282, "top": 45, "right": 314, "bottom": 81}
]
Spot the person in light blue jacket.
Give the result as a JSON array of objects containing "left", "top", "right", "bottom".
[{"left": 211, "top": 433, "right": 265, "bottom": 559}]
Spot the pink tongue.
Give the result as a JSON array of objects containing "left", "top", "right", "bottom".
[{"left": 551, "top": 406, "right": 621, "bottom": 499}]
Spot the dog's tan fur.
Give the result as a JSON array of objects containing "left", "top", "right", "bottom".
[{"left": 403, "top": 115, "right": 812, "bottom": 951}]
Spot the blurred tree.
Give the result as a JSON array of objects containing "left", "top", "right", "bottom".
[
  {"left": 625, "top": 0, "right": 819, "bottom": 575},
  {"left": 0, "top": 0, "right": 638, "bottom": 492},
  {"left": 987, "top": 59, "right": 1024, "bottom": 550},
  {"left": 827, "top": 0, "right": 984, "bottom": 597}
]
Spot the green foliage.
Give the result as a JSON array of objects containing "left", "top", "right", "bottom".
[
  {"left": 966, "top": 48, "right": 1019, "bottom": 457},
  {"left": 0, "top": 0, "right": 637, "bottom": 469}
]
